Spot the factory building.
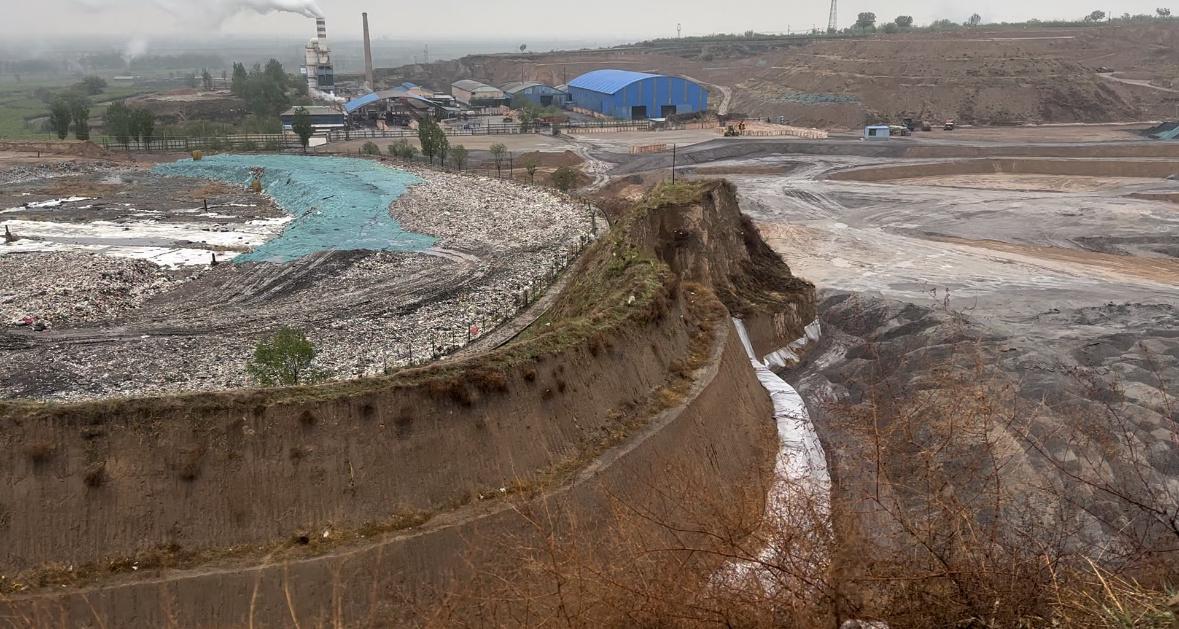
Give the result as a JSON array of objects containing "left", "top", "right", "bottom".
[
  {"left": 345, "top": 88, "right": 459, "bottom": 127},
  {"left": 451, "top": 80, "right": 506, "bottom": 107},
  {"left": 280, "top": 106, "right": 345, "bottom": 131},
  {"left": 501, "top": 81, "right": 569, "bottom": 108},
  {"left": 567, "top": 69, "right": 708, "bottom": 120},
  {"left": 303, "top": 17, "right": 335, "bottom": 94}
]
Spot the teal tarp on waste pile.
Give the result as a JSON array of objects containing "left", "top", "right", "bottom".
[{"left": 154, "top": 154, "right": 435, "bottom": 263}]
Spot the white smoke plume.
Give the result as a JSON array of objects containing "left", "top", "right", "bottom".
[
  {"left": 123, "top": 37, "right": 149, "bottom": 62},
  {"left": 309, "top": 88, "right": 345, "bottom": 104},
  {"left": 234, "top": 0, "right": 324, "bottom": 19},
  {"left": 67, "top": 0, "right": 325, "bottom": 24}
]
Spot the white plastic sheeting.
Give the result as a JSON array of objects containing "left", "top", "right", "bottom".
[
  {"left": 763, "top": 319, "right": 822, "bottom": 370},
  {"left": 733, "top": 318, "right": 831, "bottom": 519},
  {"left": 0, "top": 217, "right": 291, "bottom": 267}
]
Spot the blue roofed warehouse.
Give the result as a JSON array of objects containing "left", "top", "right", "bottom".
[{"left": 567, "top": 69, "right": 709, "bottom": 120}]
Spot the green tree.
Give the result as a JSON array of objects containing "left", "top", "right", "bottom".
[
  {"left": 895, "top": 15, "right": 914, "bottom": 27},
  {"left": 231, "top": 62, "right": 248, "bottom": 96},
  {"left": 69, "top": 96, "right": 91, "bottom": 141},
  {"left": 517, "top": 102, "right": 541, "bottom": 132},
  {"left": 449, "top": 144, "right": 468, "bottom": 170},
  {"left": 551, "top": 166, "right": 577, "bottom": 192},
  {"left": 433, "top": 123, "right": 449, "bottom": 166},
  {"left": 855, "top": 11, "right": 877, "bottom": 30},
  {"left": 387, "top": 139, "right": 417, "bottom": 160},
  {"left": 241, "top": 63, "right": 291, "bottom": 118},
  {"left": 247, "top": 326, "right": 324, "bottom": 386},
  {"left": 1158, "top": 7, "right": 1171, "bottom": 17},
  {"left": 135, "top": 109, "right": 155, "bottom": 148},
  {"left": 1085, "top": 9, "right": 1106, "bottom": 21},
  {"left": 77, "top": 76, "right": 107, "bottom": 95},
  {"left": 263, "top": 59, "right": 288, "bottom": 92},
  {"left": 967, "top": 12, "right": 983, "bottom": 25},
  {"left": 105, "top": 101, "right": 132, "bottom": 147},
  {"left": 201, "top": 68, "right": 213, "bottom": 91},
  {"left": 291, "top": 106, "right": 314, "bottom": 152},
  {"left": 361, "top": 141, "right": 380, "bottom": 155},
  {"left": 418, "top": 117, "right": 440, "bottom": 164},
  {"left": 292, "top": 75, "right": 309, "bottom": 97},
  {"left": 489, "top": 142, "right": 508, "bottom": 177},
  {"left": 48, "top": 97, "right": 72, "bottom": 140},
  {"left": 523, "top": 155, "right": 538, "bottom": 183}
]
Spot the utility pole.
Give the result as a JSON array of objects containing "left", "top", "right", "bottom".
[{"left": 671, "top": 144, "right": 677, "bottom": 182}]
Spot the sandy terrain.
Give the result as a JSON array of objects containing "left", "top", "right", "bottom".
[
  {"left": 888, "top": 172, "right": 1164, "bottom": 192},
  {"left": 672, "top": 146, "right": 1179, "bottom": 548},
  {"left": 382, "top": 22, "right": 1179, "bottom": 129}
]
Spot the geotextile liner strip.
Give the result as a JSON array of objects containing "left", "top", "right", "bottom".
[{"left": 153, "top": 154, "right": 435, "bottom": 263}]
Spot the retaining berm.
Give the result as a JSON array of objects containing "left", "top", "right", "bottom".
[{"left": 0, "top": 180, "right": 815, "bottom": 627}]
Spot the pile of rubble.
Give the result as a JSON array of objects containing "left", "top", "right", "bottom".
[
  {"left": 393, "top": 165, "right": 597, "bottom": 269},
  {"left": 0, "top": 252, "right": 183, "bottom": 327},
  {"left": 0, "top": 161, "right": 122, "bottom": 187}
]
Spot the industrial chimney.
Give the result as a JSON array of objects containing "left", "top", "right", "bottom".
[
  {"left": 362, "top": 12, "right": 374, "bottom": 91},
  {"left": 304, "top": 17, "right": 335, "bottom": 94}
]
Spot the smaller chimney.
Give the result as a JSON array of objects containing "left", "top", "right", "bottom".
[
  {"left": 316, "top": 17, "right": 327, "bottom": 42},
  {"left": 362, "top": 12, "right": 374, "bottom": 91}
]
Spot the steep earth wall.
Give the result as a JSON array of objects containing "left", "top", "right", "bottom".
[{"left": 0, "top": 180, "right": 816, "bottom": 626}]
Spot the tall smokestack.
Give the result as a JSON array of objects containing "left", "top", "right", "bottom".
[
  {"left": 362, "top": 12, "right": 374, "bottom": 91},
  {"left": 316, "top": 17, "right": 327, "bottom": 41}
]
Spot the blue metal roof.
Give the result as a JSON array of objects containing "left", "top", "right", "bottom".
[
  {"left": 568, "top": 69, "right": 662, "bottom": 94},
  {"left": 344, "top": 92, "right": 380, "bottom": 113},
  {"left": 345, "top": 88, "right": 439, "bottom": 114}
]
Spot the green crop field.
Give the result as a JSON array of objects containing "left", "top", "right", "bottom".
[{"left": 0, "top": 78, "right": 146, "bottom": 139}]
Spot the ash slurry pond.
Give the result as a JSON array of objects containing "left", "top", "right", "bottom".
[{"left": 153, "top": 154, "right": 435, "bottom": 263}]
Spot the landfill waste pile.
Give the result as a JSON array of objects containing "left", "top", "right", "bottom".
[
  {"left": 0, "top": 160, "right": 123, "bottom": 187},
  {"left": 0, "top": 252, "right": 183, "bottom": 327},
  {"left": 1, "top": 155, "right": 596, "bottom": 401}
]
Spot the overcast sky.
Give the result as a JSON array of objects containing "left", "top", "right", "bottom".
[{"left": 12, "top": 0, "right": 1175, "bottom": 42}]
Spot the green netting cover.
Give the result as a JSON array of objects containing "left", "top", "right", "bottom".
[{"left": 154, "top": 154, "right": 435, "bottom": 263}]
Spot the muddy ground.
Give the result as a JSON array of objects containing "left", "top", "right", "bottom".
[
  {"left": 0, "top": 156, "right": 595, "bottom": 401},
  {"left": 688, "top": 148, "right": 1179, "bottom": 548}
]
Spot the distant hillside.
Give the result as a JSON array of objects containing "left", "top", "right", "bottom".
[{"left": 371, "top": 22, "right": 1179, "bottom": 128}]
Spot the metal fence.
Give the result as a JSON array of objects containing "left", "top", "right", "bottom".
[
  {"left": 562, "top": 120, "right": 655, "bottom": 133},
  {"left": 327, "top": 123, "right": 541, "bottom": 142},
  {"left": 98, "top": 134, "right": 297, "bottom": 152}
]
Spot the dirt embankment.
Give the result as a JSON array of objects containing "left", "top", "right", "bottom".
[
  {"left": 826, "top": 157, "right": 1179, "bottom": 182},
  {"left": 0, "top": 141, "right": 109, "bottom": 159},
  {"left": 0, "top": 181, "right": 814, "bottom": 626}
]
